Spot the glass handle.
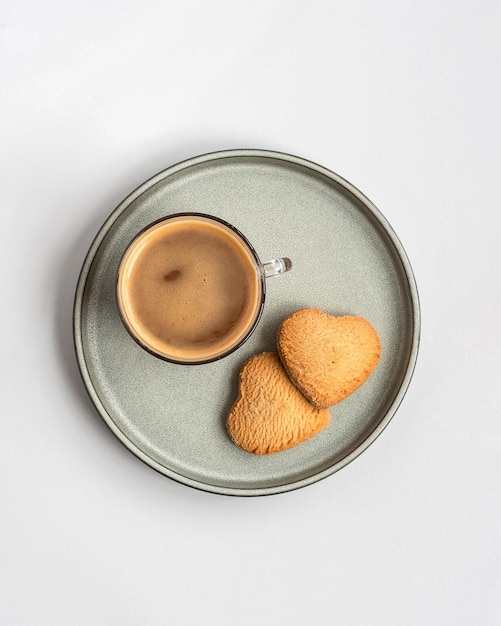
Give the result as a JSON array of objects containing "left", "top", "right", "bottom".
[{"left": 262, "top": 257, "right": 292, "bottom": 278}]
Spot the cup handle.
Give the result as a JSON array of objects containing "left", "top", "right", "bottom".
[{"left": 262, "top": 258, "right": 292, "bottom": 278}]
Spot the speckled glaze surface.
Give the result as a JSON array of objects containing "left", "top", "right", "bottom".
[{"left": 73, "top": 150, "right": 420, "bottom": 496}]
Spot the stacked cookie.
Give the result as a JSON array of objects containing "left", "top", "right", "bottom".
[{"left": 226, "top": 308, "right": 380, "bottom": 454}]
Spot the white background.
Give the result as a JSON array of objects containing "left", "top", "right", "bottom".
[{"left": 1, "top": 1, "right": 500, "bottom": 624}]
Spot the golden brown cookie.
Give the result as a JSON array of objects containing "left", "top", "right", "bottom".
[
  {"left": 226, "top": 352, "right": 330, "bottom": 454},
  {"left": 277, "top": 309, "right": 380, "bottom": 409}
]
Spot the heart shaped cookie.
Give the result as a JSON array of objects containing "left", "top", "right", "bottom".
[
  {"left": 277, "top": 309, "right": 380, "bottom": 409},
  {"left": 226, "top": 352, "right": 330, "bottom": 454}
]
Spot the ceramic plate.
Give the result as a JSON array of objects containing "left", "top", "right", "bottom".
[{"left": 74, "top": 149, "right": 420, "bottom": 496}]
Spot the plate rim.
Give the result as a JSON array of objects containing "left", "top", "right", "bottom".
[{"left": 73, "top": 148, "right": 421, "bottom": 497}]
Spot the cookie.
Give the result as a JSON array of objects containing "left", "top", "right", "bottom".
[
  {"left": 277, "top": 309, "right": 380, "bottom": 409},
  {"left": 226, "top": 352, "right": 330, "bottom": 454}
]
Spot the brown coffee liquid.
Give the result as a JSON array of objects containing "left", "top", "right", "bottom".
[{"left": 118, "top": 216, "right": 262, "bottom": 362}]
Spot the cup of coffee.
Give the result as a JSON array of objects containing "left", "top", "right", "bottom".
[{"left": 116, "top": 213, "right": 292, "bottom": 364}]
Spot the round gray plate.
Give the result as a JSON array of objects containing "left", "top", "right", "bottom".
[{"left": 74, "top": 150, "right": 420, "bottom": 496}]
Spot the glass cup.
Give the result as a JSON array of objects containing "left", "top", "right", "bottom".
[{"left": 116, "top": 213, "right": 292, "bottom": 364}]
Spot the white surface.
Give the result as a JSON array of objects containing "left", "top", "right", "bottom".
[{"left": 1, "top": 1, "right": 499, "bottom": 624}]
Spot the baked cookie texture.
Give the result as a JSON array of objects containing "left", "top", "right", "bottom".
[
  {"left": 226, "top": 352, "right": 330, "bottom": 454},
  {"left": 277, "top": 308, "right": 380, "bottom": 409}
]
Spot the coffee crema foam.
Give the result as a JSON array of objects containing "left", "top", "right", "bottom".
[{"left": 118, "top": 216, "right": 262, "bottom": 362}]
